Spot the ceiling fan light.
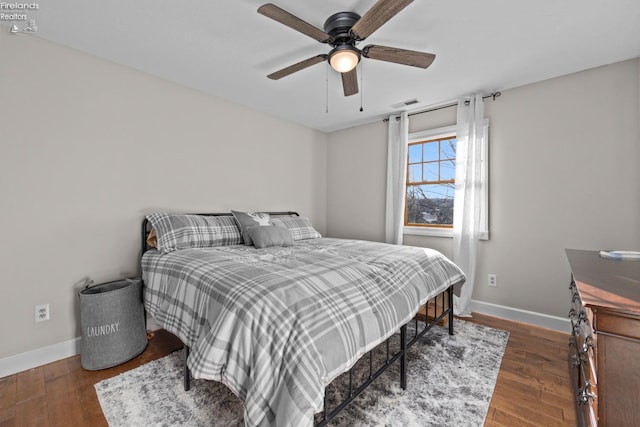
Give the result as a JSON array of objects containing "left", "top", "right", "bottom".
[{"left": 329, "top": 47, "right": 360, "bottom": 73}]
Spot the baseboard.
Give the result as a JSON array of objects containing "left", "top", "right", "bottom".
[
  {"left": 0, "top": 337, "right": 81, "bottom": 379},
  {"left": 470, "top": 299, "right": 571, "bottom": 334},
  {"left": 0, "top": 314, "right": 161, "bottom": 379}
]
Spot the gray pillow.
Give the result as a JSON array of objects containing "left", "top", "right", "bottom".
[
  {"left": 247, "top": 225, "right": 294, "bottom": 249},
  {"left": 271, "top": 216, "right": 322, "bottom": 241},
  {"left": 231, "top": 210, "right": 272, "bottom": 246},
  {"left": 146, "top": 213, "right": 243, "bottom": 253}
]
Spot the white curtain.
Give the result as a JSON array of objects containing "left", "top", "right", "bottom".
[
  {"left": 385, "top": 112, "right": 408, "bottom": 245},
  {"left": 452, "top": 95, "right": 485, "bottom": 317}
]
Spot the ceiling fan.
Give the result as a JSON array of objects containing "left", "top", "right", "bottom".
[{"left": 257, "top": 0, "right": 435, "bottom": 97}]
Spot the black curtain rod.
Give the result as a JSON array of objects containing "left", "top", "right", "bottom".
[{"left": 383, "top": 91, "right": 501, "bottom": 122}]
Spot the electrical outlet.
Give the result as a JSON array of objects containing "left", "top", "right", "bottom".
[
  {"left": 488, "top": 274, "right": 497, "bottom": 287},
  {"left": 35, "top": 304, "right": 50, "bottom": 323}
]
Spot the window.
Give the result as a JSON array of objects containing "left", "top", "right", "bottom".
[
  {"left": 404, "top": 123, "right": 489, "bottom": 239},
  {"left": 406, "top": 134, "right": 456, "bottom": 228}
]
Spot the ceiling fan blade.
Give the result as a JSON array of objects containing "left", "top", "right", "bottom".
[
  {"left": 363, "top": 44, "right": 435, "bottom": 68},
  {"left": 341, "top": 69, "right": 359, "bottom": 96},
  {"left": 267, "top": 54, "right": 328, "bottom": 80},
  {"left": 350, "top": 0, "right": 413, "bottom": 40},
  {"left": 258, "top": 3, "right": 332, "bottom": 43}
]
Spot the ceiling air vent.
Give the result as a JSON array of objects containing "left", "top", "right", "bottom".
[{"left": 391, "top": 98, "right": 419, "bottom": 109}]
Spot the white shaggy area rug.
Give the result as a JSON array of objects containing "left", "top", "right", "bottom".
[{"left": 95, "top": 320, "right": 508, "bottom": 427}]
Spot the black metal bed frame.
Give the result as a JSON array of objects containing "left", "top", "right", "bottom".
[
  {"left": 317, "top": 287, "right": 454, "bottom": 426},
  {"left": 140, "top": 212, "right": 456, "bottom": 426}
]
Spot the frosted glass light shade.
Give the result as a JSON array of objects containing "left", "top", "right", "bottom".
[{"left": 329, "top": 48, "right": 360, "bottom": 73}]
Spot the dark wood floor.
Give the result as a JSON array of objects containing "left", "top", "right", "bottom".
[{"left": 0, "top": 313, "right": 576, "bottom": 426}]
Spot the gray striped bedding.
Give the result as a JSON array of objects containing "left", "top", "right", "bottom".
[{"left": 141, "top": 237, "right": 465, "bottom": 427}]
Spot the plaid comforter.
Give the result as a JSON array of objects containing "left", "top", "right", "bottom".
[{"left": 141, "top": 238, "right": 465, "bottom": 427}]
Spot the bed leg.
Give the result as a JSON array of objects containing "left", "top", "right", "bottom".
[
  {"left": 400, "top": 324, "right": 407, "bottom": 390},
  {"left": 184, "top": 345, "right": 191, "bottom": 391},
  {"left": 448, "top": 285, "right": 454, "bottom": 336}
]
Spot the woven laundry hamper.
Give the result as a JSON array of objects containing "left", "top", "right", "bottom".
[{"left": 79, "top": 278, "right": 147, "bottom": 370}]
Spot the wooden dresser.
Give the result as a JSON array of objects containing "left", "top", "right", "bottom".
[{"left": 566, "top": 249, "right": 640, "bottom": 427}]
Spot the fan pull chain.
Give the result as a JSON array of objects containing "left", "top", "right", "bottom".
[
  {"left": 325, "top": 62, "right": 329, "bottom": 114},
  {"left": 359, "top": 61, "right": 364, "bottom": 112}
]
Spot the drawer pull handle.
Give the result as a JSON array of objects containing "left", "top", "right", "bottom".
[
  {"left": 581, "top": 339, "right": 594, "bottom": 355},
  {"left": 570, "top": 311, "right": 590, "bottom": 332},
  {"left": 577, "top": 384, "right": 595, "bottom": 405},
  {"left": 570, "top": 353, "right": 583, "bottom": 368},
  {"left": 577, "top": 309, "right": 587, "bottom": 323},
  {"left": 572, "top": 320, "right": 584, "bottom": 334},
  {"left": 572, "top": 322, "right": 579, "bottom": 334}
]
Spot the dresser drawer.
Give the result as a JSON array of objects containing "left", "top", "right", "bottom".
[
  {"left": 569, "top": 338, "right": 598, "bottom": 427},
  {"left": 578, "top": 357, "right": 598, "bottom": 427},
  {"left": 596, "top": 332, "right": 640, "bottom": 426},
  {"left": 569, "top": 277, "right": 598, "bottom": 427},
  {"left": 569, "top": 331, "right": 598, "bottom": 397}
]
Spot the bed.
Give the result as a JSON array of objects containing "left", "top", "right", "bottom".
[{"left": 140, "top": 211, "right": 465, "bottom": 427}]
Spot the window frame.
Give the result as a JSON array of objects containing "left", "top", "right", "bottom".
[{"left": 403, "top": 122, "right": 489, "bottom": 240}]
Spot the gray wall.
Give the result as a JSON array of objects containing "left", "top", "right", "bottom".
[
  {"left": 0, "top": 33, "right": 327, "bottom": 359},
  {"left": 327, "top": 58, "right": 640, "bottom": 319}
]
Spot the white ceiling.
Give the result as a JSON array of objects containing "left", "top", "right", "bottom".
[{"left": 11, "top": 0, "right": 640, "bottom": 132}]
